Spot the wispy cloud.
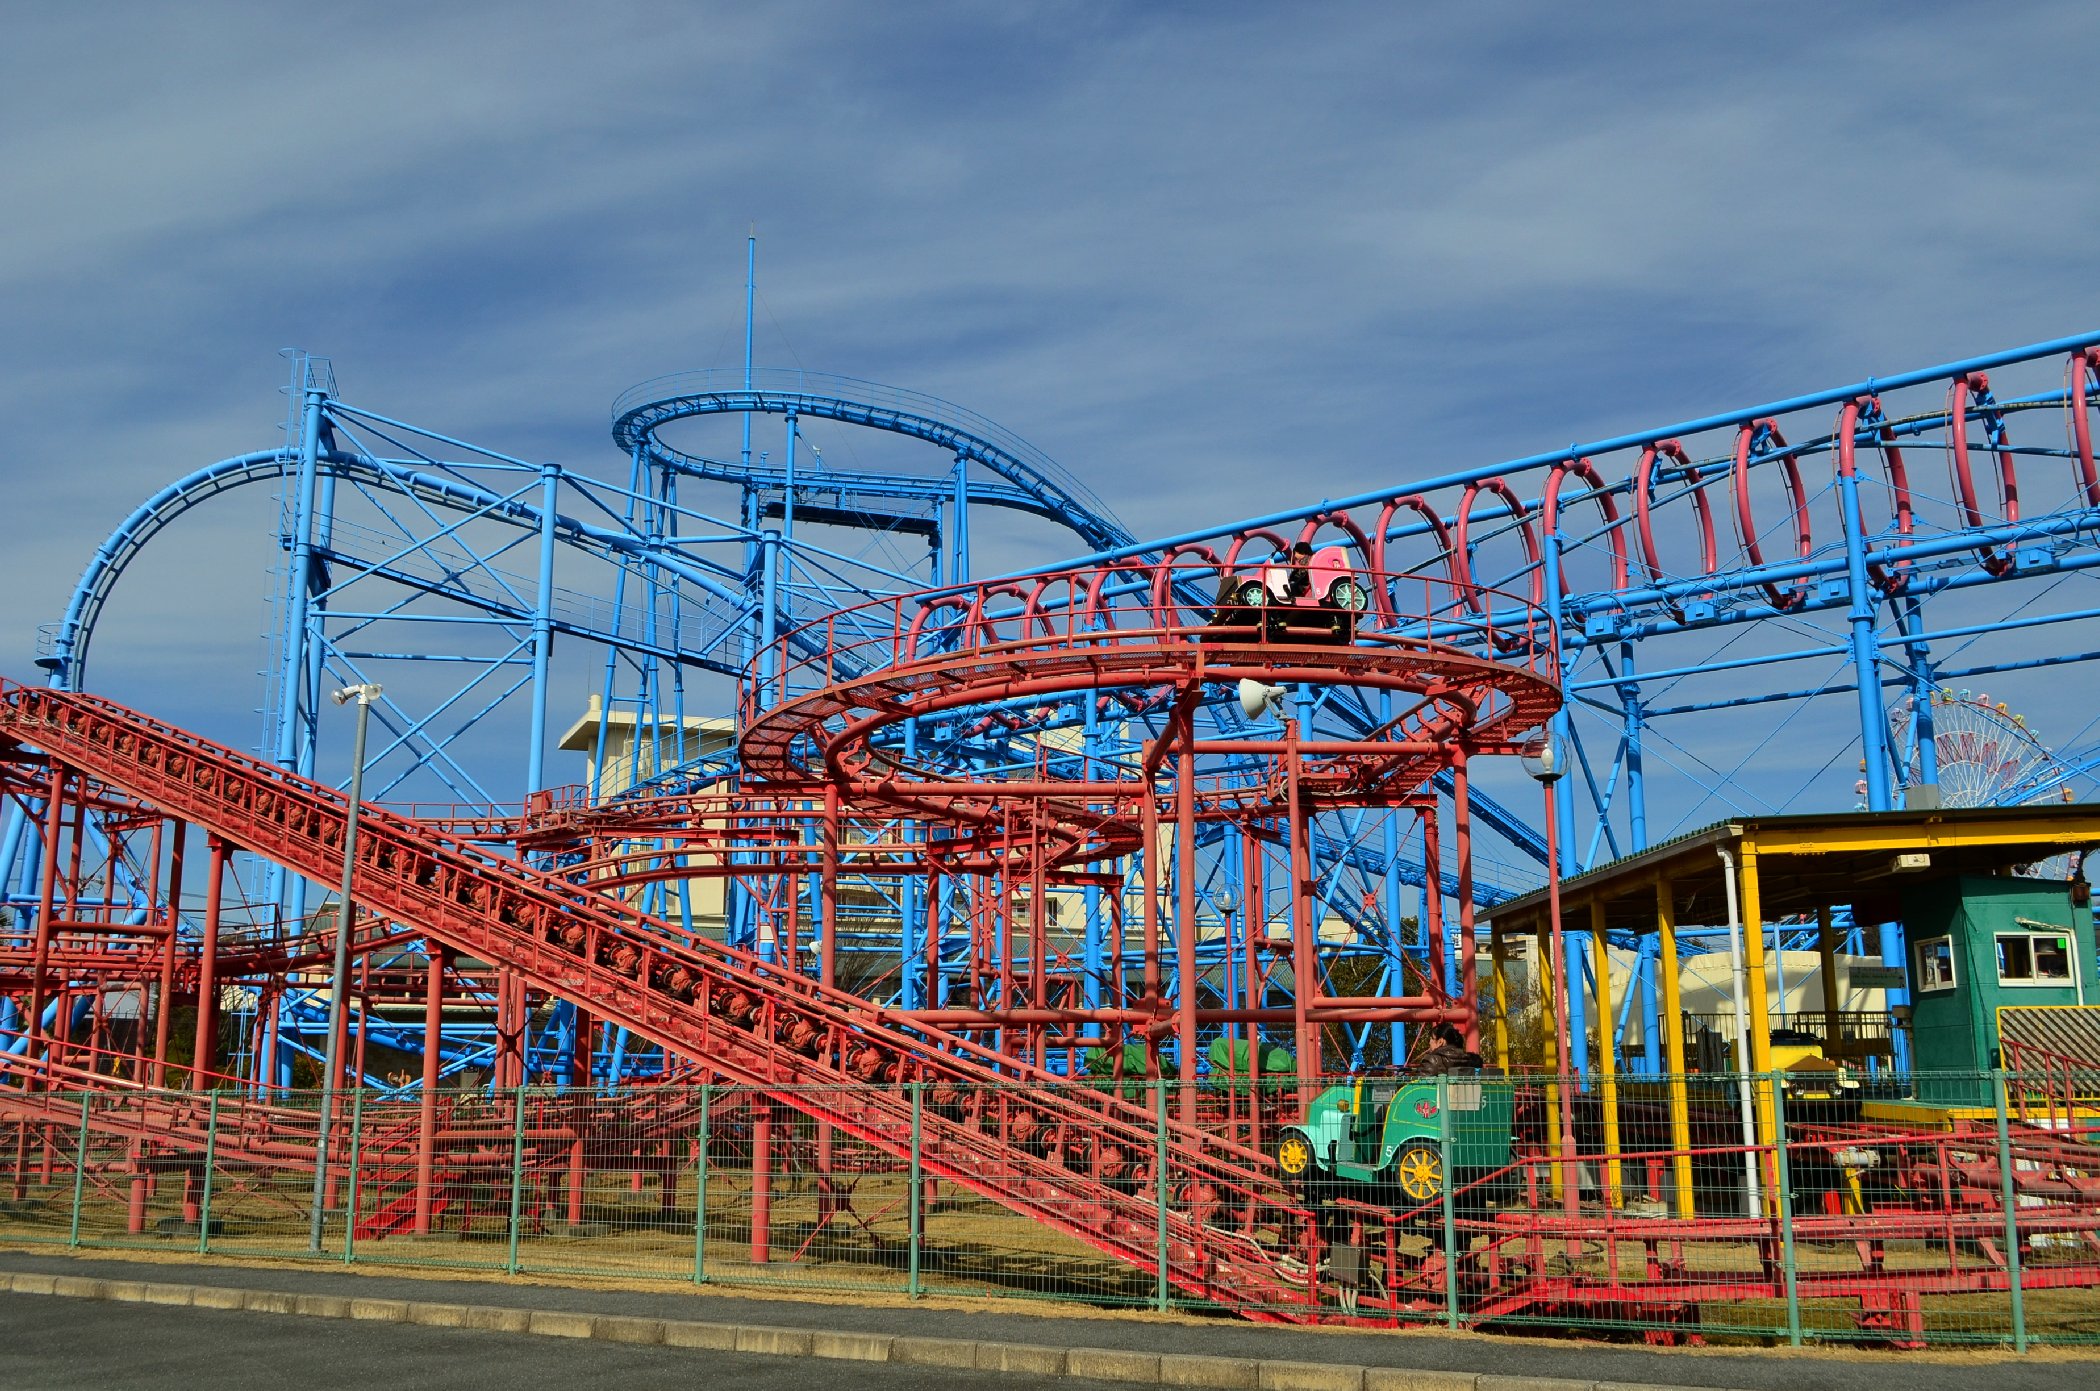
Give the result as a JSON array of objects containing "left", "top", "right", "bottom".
[{"left": 3, "top": 1, "right": 2098, "bottom": 818}]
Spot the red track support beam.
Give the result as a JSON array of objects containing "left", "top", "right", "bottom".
[
  {"left": 750, "top": 1098, "right": 772, "bottom": 1265},
  {"left": 1285, "top": 721, "right": 1317, "bottom": 1104},
  {"left": 58, "top": 790, "right": 85, "bottom": 1070},
  {"left": 1175, "top": 723, "right": 1199, "bottom": 1125},
  {"left": 494, "top": 968, "right": 524, "bottom": 1091},
  {"left": 25, "top": 761, "right": 66, "bottom": 1081},
  {"left": 1452, "top": 752, "right": 1480, "bottom": 1052},
  {"left": 152, "top": 818, "right": 181, "bottom": 1088},
  {"left": 414, "top": 943, "right": 444, "bottom": 1234},
  {"left": 1140, "top": 787, "right": 1161, "bottom": 1076},
  {"left": 818, "top": 785, "right": 839, "bottom": 1176},
  {"left": 819, "top": 785, "right": 839, "bottom": 992},
  {"left": 1241, "top": 823, "right": 1265, "bottom": 1152},
  {"left": 192, "top": 835, "right": 226, "bottom": 1082}
]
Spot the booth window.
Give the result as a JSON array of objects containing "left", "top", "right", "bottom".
[
  {"left": 1915, "top": 936, "right": 1957, "bottom": 992},
  {"left": 1996, "top": 932, "right": 2075, "bottom": 986}
]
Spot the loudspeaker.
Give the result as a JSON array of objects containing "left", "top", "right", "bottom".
[{"left": 1237, "top": 679, "right": 1285, "bottom": 721}]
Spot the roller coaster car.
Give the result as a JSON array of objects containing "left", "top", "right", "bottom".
[
  {"left": 1769, "top": 1028, "right": 1863, "bottom": 1122},
  {"left": 1208, "top": 546, "right": 1370, "bottom": 645},
  {"left": 1273, "top": 1073, "right": 1513, "bottom": 1207}
]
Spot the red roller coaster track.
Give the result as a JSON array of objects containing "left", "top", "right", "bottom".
[
  {"left": 3, "top": 578, "right": 2097, "bottom": 1336},
  {"left": 0, "top": 679, "right": 1348, "bottom": 1314},
  {"left": 0, "top": 558, "right": 1570, "bottom": 1319},
  {"left": 0, "top": 561, "right": 1564, "bottom": 1320}
]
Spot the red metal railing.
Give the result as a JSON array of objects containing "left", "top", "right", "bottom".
[{"left": 2004, "top": 1037, "right": 2100, "bottom": 1131}]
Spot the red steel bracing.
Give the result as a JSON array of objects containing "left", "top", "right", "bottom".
[
  {"left": 0, "top": 1043, "right": 726, "bottom": 1242},
  {"left": 533, "top": 558, "right": 1544, "bottom": 1111},
  {"left": 0, "top": 549, "right": 1560, "bottom": 1317},
  {"left": 0, "top": 680, "right": 1344, "bottom": 1314},
  {"left": 0, "top": 1047, "right": 339, "bottom": 1178}
]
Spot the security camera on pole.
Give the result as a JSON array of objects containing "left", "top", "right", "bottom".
[{"left": 309, "top": 681, "right": 381, "bottom": 1252}]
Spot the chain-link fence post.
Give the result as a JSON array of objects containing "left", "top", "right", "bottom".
[
  {"left": 342, "top": 1089, "right": 364, "bottom": 1264},
  {"left": 67, "top": 1095, "right": 89, "bottom": 1247},
  {"left": 693, "top": 1083, "right": 710, "bottom": 1285},
  {"left": 1439, "top": 1076, "right": 1459, "bottom": 1329},
  {"left": 1153, "top": 1078, "right": 1169, "bottom": 1314},
  {"left": 1992, "top": 1069, "right": 2029, "bottom": 1351},
  {"left": 908, "top": 1080, "right": 923, "bottom": 1298},
  {"left": 198, "top": 1092, "right": 218, "bottom": 1256},
  {"left": 505, "top": 1083, "right": 527, "bottom": 1275},
  {"left": 1769, "top": 1072, "right": 1801, "bottom": 1346}
]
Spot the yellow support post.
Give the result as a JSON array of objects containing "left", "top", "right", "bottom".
[
  {"left": 1738, "top": 842, "right": 1780, "bottom": 1185},
  {"left": 1589, "top": 898, "right": 1621, "bottom": 1209},
  {"left": 1491, "top": 921, "right": 1511, "bottom": 1075},
  {"left": 1655, "top": 876, "right": 1694, "bottom": 1217},
  {"left": 1536, "top": 917, "right": 1563, "bottom": 1201}
]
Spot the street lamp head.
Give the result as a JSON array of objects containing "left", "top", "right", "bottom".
[
  {"left": 329, "top": 682, "right": 383, "bottom": 707},
  {"left": 1521, "top": 735, "right": 1565, "bottom": 785}
]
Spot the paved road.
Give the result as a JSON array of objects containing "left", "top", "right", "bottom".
[
  {"left": 2, "top": 1248, "right": 2093, "bottom": 1391},
  {"left": 0, "top": 1294, "right": 1127, "bottom": 1391}
]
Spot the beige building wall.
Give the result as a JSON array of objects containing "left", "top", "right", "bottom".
[{"left": 559, "top": 694, "right": 735, "bottom": 931}]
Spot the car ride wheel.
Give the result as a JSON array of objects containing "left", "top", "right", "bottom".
[
  {"left": 1393, "top": 1141, "right": 1443, "bottom": 1203},
  {"left": 1276, "top": 1132, "right": 1315, "bottom": 1181},
  {"left": 1325, "top": 578, "right": 1368, "bottom": 612}
]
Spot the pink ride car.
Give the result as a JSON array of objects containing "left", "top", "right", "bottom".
[{"left": 1208, "top": 544, "right": 1369, "bottom": 645}]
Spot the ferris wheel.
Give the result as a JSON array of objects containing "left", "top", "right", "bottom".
[
  {"left": 1891, "top": 688, "right": 2070, "bottom": 809},
  {"left": 1887, "top": 688, "right": 2081, "bottom": 877}
]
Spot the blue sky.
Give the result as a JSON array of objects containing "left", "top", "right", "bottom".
[{"left": 4, "top": 2, "right": 2099, "bottom": 825}]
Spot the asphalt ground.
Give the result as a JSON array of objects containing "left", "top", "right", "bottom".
[
  {"left": 0, "top": 1293, "right": 1131, "bottom": 1391},
  {"left": 2, "top": 1247, "right": 2093, "bottom": 1391}
]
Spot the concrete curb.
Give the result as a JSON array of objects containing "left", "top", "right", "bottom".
[{"left": 0, "top": 1269, "right": 1729, "bottom": 1391}]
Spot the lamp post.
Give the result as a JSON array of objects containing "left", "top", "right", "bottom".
[
  {"left": 309, "top": 681, "right": 381, "bottom": 1253},
  {"left": 1523, "top": 738, "right": 1581, "bottom": 1233}
]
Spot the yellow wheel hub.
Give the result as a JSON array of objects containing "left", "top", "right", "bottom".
[
  {"left": 1395, "top": 1144, "right": 1442, "bottom": 1202},
  {"left": 1276, "top": 1133, "right": 1313, "bottom": 1178}
]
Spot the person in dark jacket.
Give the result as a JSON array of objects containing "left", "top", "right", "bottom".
[
  {"left": 1414, "top": 1023, "right": 1482, "bottom": 1076},
  {"left": 1283, "top": 541, "right": 1314, "bottom": 600}
]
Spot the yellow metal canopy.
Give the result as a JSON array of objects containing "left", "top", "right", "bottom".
[{"left": 1487, "top": 803, "right": 2100, "bottom": 938}]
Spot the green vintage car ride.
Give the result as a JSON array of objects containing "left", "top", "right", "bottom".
[{"left": 1274, "top": 1074, "right": 1513, "bottom": 1205}]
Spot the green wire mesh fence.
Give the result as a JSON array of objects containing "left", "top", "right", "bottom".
[{"left": 0, "top": 1070, "right": 2093, "bottom": 1347}]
